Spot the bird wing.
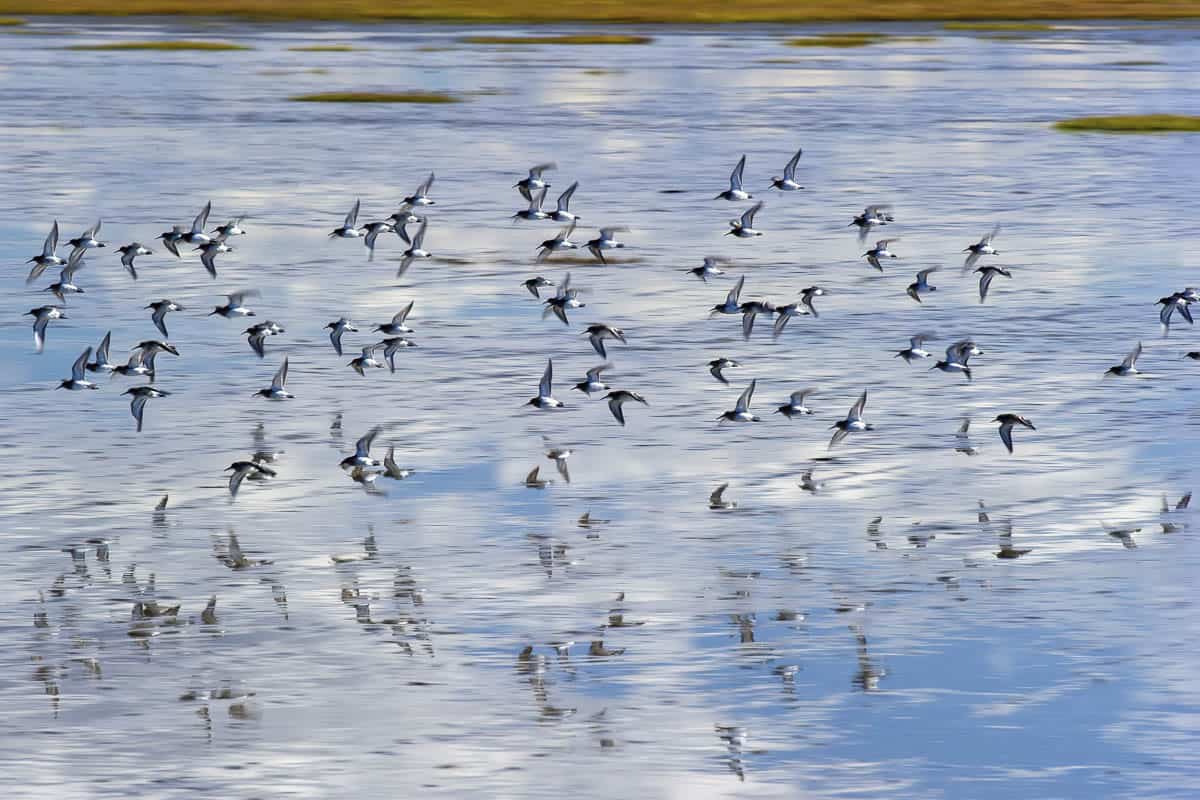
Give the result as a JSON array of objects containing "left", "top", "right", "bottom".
[
  {"left": 848, "top": 390, "right": 867, "bottom": 422},
  {"left": 1121, "top": 342, "right": 1142, "bottom": 370},
  {"left": 43, "top": 221, "right": 59, "bottom": 257},
  {"left": 394, "top": 301, "right": 414, "bottom": 325},
  {"left": 557, "top": 181, "right": 578, "bottom": 211},
  {"left": 726, "top": 275, "right": 745, "bottom": 306},
  {"left": 784, "top": 147, "right": 802, "bottom": 180},
  {"left": 539, "top": 359, "right": 553, "bottom": 397},
  {"left": 729, "top": 154, "right": 746, "bottom": 191},
  {"left": 735, "top": 380, "right": 756, "bottom": 414},
  {"left": 192, "top": 201, "right": 211, "bottom": 234},
  {"left": 71, "top": 347, "right": 91, "bottom": 381},
  {"left": 355, "top": 427, "right": 380, "bottom": 458},
  {"left": 998, "top": 422, "right": 1014, "bottom": 453},
  {"left": 607, "top": 394, "right": 626, "bottom": 425},
  {"left": 741, "top": 201, "right": 762, "bottom": 227}
]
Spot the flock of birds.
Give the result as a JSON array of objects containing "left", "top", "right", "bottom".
[{"left": 19, "top": 151, "right": 1200, "bottom": 501}]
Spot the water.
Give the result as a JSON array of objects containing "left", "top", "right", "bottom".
[{"left": 2, "top": 18, "right": 1199, "bottom": 798}]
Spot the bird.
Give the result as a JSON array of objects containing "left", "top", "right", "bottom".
[
  {"left": 932, "top": 340, "right": 981, "bottom": 381},
  {"left": 544, "top": 444, "right": 573, "bottom": 483},
  {"left": 513, "top": 186, "right": 550, "bottom": 221},
  {"left": 718, "top": 380, "right": 759, "bottom": 423},
  {"left": 604, "top": 389, "right": 647, "bottom": 426},
  {"left": 112, "top": 351, "right": 153, "bottom": 380},
  {"left": 769, "top": 148, "right": 803, "bottom": 191},
  {"left": 709, "top": 483, "right": 737, "bottom": 510},
  {"left": 375, "top": 302, "right": 415, "bottom": 335},
  {"left": 976, "top": 266, "right": 1012, "bottom": 303},
  {"left": 864, "top": 239, "right": 899, "bottom": 271},
  {"left": 549, "top": 181, "right": 580, "bottom": 222},
  {"left": 829, "top": 391, "right": 872, "bottom": 448},
  {"left": 362, "top": 220, "right": 395, "bottom": 260},
  {"left": 896, "top": 334, "right": 934, "bottom": 362},
  {"left": 397, "top": 218, "right": 431, "bottom": 276},
  {"left": 244, "top": 320, "right": 283, "bottom": 358},
  {"left": 226, "top": 461, "right": 277, "bottom": 498},
  {"left": 117, "top": 243, "right": 153, "bottom": 279},
  {"left": 58, "top": 347, "right": 98, "bottom": 390},
  {"left": 383, "top": 446, "right": 414, "bottom": 480},
  {"left": 211, "top": 218, "right": 246, "bottom": 238},
  {"left": 209, "top": 290, "right": 259, "bottom": 318},
  {"left": 340, "top": 428, "right": 382, "bottom": 470},
  {"left": 573, "top": 364, "right": 611, "bottom": 395},
  {"left": 388, "top": 204, "right": 420, "bottom": 237},
  {"left": 123, "top": 386, "right": 170, "bottom": 432},
  {"left": 1158, "top": 291, "right": 1195, "bottom": 327},
  {"left": 711, "top": 275, "right": 745, "bottom": 316},
  {"left": 715, "top": 155, "right": 751, "bottom": 201},
  {"left": 44, "top": 249, "right": 85, "bottom": 302},
  {"left": 1185, "top": 351, "right": 1200, "bottom": 361},
  {"left": 325, "top": 317, "right": 358, "bottom": 356},
  {"left": 994, "top": 414, "right": 1035, "bottom": 454},
  {"left": 330, "top": 199, "right": 364, "bottom": 238},
  {"left": 709, "top": 357, "right": 740, "bottom": 384},
  {"left": 255, "top": 358, "right": 293, "bottom": 400},
  {"left": 515, "top": 163, "right": 556, "bottom": 202},
  {"left": 523, "top": 276, "right": 555, "bottom": 298},
  {"left": 906, "top": 268, "right": 938, "bottom": 303},
  {"left": 543, "top": 272, "right": 585, "bottom": 325},
  {"left": 348, "top": 344, "right": 386, "bottom": 375},
  {"left": 146, "top": 300, "right": 184, "bottom": 337},
  {"left": 524, "top": 466, "right": 551, "bottom": 489},
  {"left": 86, "top": 331, "right": 117, "bottom": 373},
  {"left": 850, "top": 205, "right": 893, "bottom": 242},
  {"left": 799, "top": 286, "right": 826, "bottom": 317},
  {"left": 403, "top": 172, "right": 436, "bottom": 206},
  {"left": 528, "top": 359, "right": 563, "bottom": 409},
  {"left": 26, "top": 221, "right": 64, "bottom": 282},
  {"left": 196, "top": 239, "right": 232, "bottom": 278},
  {"left": 725, "top": 202, "right": 763, "bottom": 238},
  {"left": 584, "top": 324, "right": 626, "bottom": 358},
  {"left": 156, "top": 225, "right": 186, "bottom": 258},
  {"left": 536, "top": 222, "right": 579, "bottom": 262},
  {"left": 180, "top": 202, "right": 213, "bottom": 246},
  {"left": 771, "top": 302, "right": 810, "bottom": 337},
  {"left": 26, "top": 305, "right": 66, "bottom": 353},
  {"left": 65, "top": 219, "right": 106, "bottom": 255},
  {"left": 776, "top": 389, "right": 815, "bottom": 418},
  {"left": 686, "top": 256, "right": 727, "bottom": 282},
  {"left": 380, "top": 337, "right": 416, "bottom": 373},
  {"left": 738, "top": 299, "right": 774, "bottom": 339},
  {"left": 131, "top": 340, "right": 179, "bottom": 381},
  {"left": 963, "top": 226, "right": 1000, "bottom": 270},
  {"left": 1106, "top": 342, "right": 1144, "bottom": 376},
  {"left": 585, "top": 227, "right": 627, "bottom": 263}
]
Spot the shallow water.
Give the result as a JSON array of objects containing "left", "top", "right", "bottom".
[{"left": 1, "top": 18, "right": 1199, "bottom": 799}]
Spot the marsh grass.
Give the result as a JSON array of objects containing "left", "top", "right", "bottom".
[
  {"left": 287, "top": 44, "right": 359, "bottom": 51},
  {"left": 944, "top": 21, "right": 1056, "bottom": 30},
  {"left": 1054, "top": 114, "right": 1200, "bottom": 132},
  {"left": 68, "top": 39, "right": 250, "bottom": 50},
  {"left": 785, "top": 32, "right": 891, "bottom": 47},
  {"left": 460, "top": 34, "right": 652, "bottom": 45},
  {"left": 289, "top": 91, "right": 461, "bottom": 103},
  {"left": 0, "top": 15, "right": 25, "bottom": 23}
]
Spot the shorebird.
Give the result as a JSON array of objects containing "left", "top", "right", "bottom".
[
  {"left": 864, "top": 239, "right": 899, "bottom": 271},
  {"left": 604, "top": 389, "right": 647, "bottom": 426},
  {"left": 544, "top": 442, "right": 573, "bottom": 483},
  {"left": 976, "top": 266, "right": 1012, "bottom": 303},
  {"left": 543, "top": 272, "right": 584, "bottom": 324},
  {"left": 536, "top": 222, "right": 579, "bottom": 262},
  {"left": 123, "top": 386, "right": 170, "bottom": 432},
  {"left": 86, "top": 331, "right": 117, "bottom": 373},
  {"left": 348, "top": 344, "right": 386, "bottom": 375},
  {"left": 776, "top": 389, "right": 815, "bottom": 418},
  {"left": 383, "top": 446, "right": 413, "bottom": 480},
  {"left": 718, "top": 380, "right": 759, "bottom": 423},
  {"left": 896, "top": 334, "right": 934, "bottom": 362},
  {"left": 58, "top": 347, "right": 98, "bottom": 390},
  {"left": 375, "top": 302, "right": 415, "bottom": 335},
  {"left": 196, "top": 239, "right": 233, "bottom": 278},
  {"left": 26, "top": 305, "right": 66, "bottom": 353},
  {"left": 211, "top": 218, "right": 246, "bottom": 238},
  {"left": 829, "top": 391, "right": 872, "bottom": 448},
  {"left": 549, "top": 181, "right": 580, "bottom": 222},
  {"left": 769, "top": 148, "right": 804, "bottom": 191},
  {"left": 131, "top": 340, "right": 179, "bottom": 381},
  {"left": 528, "top": 359, "right": 563, "bottom": 409},
  {"left": 330, "top": 199, "right": 364, "bottom": 238},
  {"left": 26, "top": 221, "right": 64, "bottom": 282},
  {"left": 45, "top": 249, "right": 85, "bottom": 302},
  {"left": 585, "top": 227, "right": 627, "bottom": 263},
  {"left": 146, "top": 300, "right": 184, "bottom": 337},
  {"left": 226, "top": 461, "right": 277, "bottom": 498},
  {"left": 325, "top": 317, "right": 358, "bottom": 356},
  {"left": 932, "top": 340, "right": 981, "bottom": 381},
  {"left": 711, "top": 275, "right": 745, "bottom": 315},
  {"left": 584, "top": 323, "right": 626, "bottom": 358},
  {"left": 156, "top": 225, "right": 186, "bottom": 258},
  {"left": 117, "top": 243, "right": 153, "bottom": 279},
  {"left": 994, "top": 413, "right": 1035, "bottom": 454},
  {"left": 340, "top": 427, "right": 382, "bottom": 469},
  {"left": 380, "top": 337, "right": 416, "bottom": 373},
  {"left": 726, "top": 202, "right": 763, "bottom": 238},
  {"left": 715, "top": 155, "right": 751, "bottom": 201},
  {"left": 709, "top": 483, "right": 737, "bottom": 510},
  {"left": 772, "top": 302, "right": 810, "bottom": 337},
  {"left": 1106, "top": 342, "right": 1144, "bottom": 376},
  {"left": 209, "top": 290, "right": 259, "bottom": 318},
  {"left": 963, "top": 226, "right": 1000, "bottom": 270},
  {"left": 515, "top": 163, "right": 556, "bottom": 202},
  {"left": 398, "top": 218, "right": 431, "bottom": 276},
  {"left": 708, "top": 357, "right": 740, "bottom": 384},
  {"left": 573, "top": 363, "right": 611, "bottom": 395},
  {"left": 255, "top": 357, "right": 293, "bottom": 400},
  {"left": 906, "top": 268, "right": 938, "bottom": 303},
  {"left": 513, "top": 186, "right": 550, "bottom": 221},
  {"left": 523, "top": 276, "right": 555, "bottom": 297},
  {"left": 1158, "top": 291, "right": 1195, "bottom": 327},
  {"left": 738, "top": 299, "right": 774, "bottom": 339},
  {"left": 524, "top": 466, "right": 551, "bottom": 489},
  {"left": 245, "top": 320, "right": 284, "bottom": 358},
  {"left": 850, "top": 205, "right": 893, "bottom": 242},
  {"left": 686, "top": 256, "right": 727, "bottom": 282},
  {"left": 112, "top": 351, "right": 153, "bottom": 380},
  {"left": 66, "top": 219, "right": 106, "bottom": 255},
  {"left": 181, "top": 202, "right": 213, "bottom": 246},
  {"left": 362, "top": 220, "right": 395, "bottom": 260},
  {"left": 799, "top": 286, "right": 827, "bottom": 317},
  {"left": 403, "top": 172, "right": 436, "bottom": 206}
]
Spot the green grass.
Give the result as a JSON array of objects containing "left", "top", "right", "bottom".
[
  {"left": 1054, "top": 114, "right": 1200, "bottom": 132},
  {"left": 287, "top": 44, "right": 360, "bottom": 51},
  {"left": 289, "top": 91, "right": 461, "bottom": 103},
  {"left": 68, "top": 39, "right": 250, "bottom": 50},
  {"left": 785, "top": 32, "right": 891, "bottom": 47},
  {"left": 460, "top": 34, "right": 652, "bottom": 45},
  {"left": 944, "top": 21, "right": 1056, "bottom": 30}
]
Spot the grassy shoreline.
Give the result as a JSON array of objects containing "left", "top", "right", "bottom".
[{"left": 1, "top": 3, "right": 1198, "bottom": 23}]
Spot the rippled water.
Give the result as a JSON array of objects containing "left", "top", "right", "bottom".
[{"left": 2, "top": 18, "right": 1199, "bottom": 798}]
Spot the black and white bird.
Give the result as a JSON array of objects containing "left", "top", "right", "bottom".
[
  {"left": 209, "top": 290, "right": 259, "bottom": 318},
  {"left": 375, "top": 302, "right": 415, "bottom": 335},
  {"left": 896, "top": 334, "right": 934, "bottom": 363},
  {"left": 718, "top": 380, "right": 759, "bottom": 423},
  {"left": 330, "top": 199, "right": 364, "bottom": 238},
  {"left": 864, "top": 239, "right": 899, "bottom": 271},
  {"left": 776, "top": 389, "right": 815, "bottom": 418},
  {"left": 146, "top": 300, "right": 184, "bottom": 337},
  {"left": 325, "top": 317, "right": 358, "bottom": 356},
  {"left": 123, "top": 386, "right": 170, "bottom": 432},
  {"left": 537, "top": 222, "right": 579, "bottom": 262},
  {"left": 226, "top": 460, "right": 277, "bottom": 498},
  {"left": 528, "top": 359, "right": 563, "bottom": 409},
  {"left": 180, "top": 202, "right": 213, "bottom": 246},
  {"left": 725, "top": 202, "right": 763, "bottom": 238},
  {"left": 26, "top": 221, "right": 64, "bottom": 282},
  {"left": 686, "top": 256, "right": 727, "bottom": 282},
  {"left": 66, "top": 219, "right": 106, "bottom": 255},
  {"left": 255, "top": 357, "right": 293, "bottom": 400},
  {"left": 976, "top": 266, "right": 1012, "bottom": 303},
  {"left": 715, "top": 155, "right": 751, "bottom": 201},
  {"left": 604, "top": 389, "right": 647, "bottom": 426},
  {"left": 1106, "top": 342, "right": 1144, "bottom": 376},
  {"left": 829, "top": 391, "right": 872, "bottom": 448},
  {"left": 515, "top": 163, "right": 556, "bottom": 202},
  {"left": 26, "top": 305, "right": 66, "bottom": 353},
  {"left": 585, "top": 227, "right": 627, "bottom": 263},
  {"left": 403, "top": 172, "right": 436, "bottom": 206},
  {"left": 549, "top": 181, "right": 580, "bottom": 223},
  {"left": 397, "top": 218, "right": 431, "bottom": 276},
  {"left": 932, "top": 340, "right": 981, "bottom": 381},
  {"left": 340, "top": 427, "right": 382, "bottom": 469},
  {"left": 117, "top": 243, "right": 153, "bottom": 279},
  {"left": 584, "top": 324, "right": 626, "bottom": 358},
  {"left": 906, "top": 268, "right": 938, "bottom": 303},
  {"left": 769, "top": 148, "right": 803, "bottom": 191},
  {"left": 573, "top": 364, "right": 611, "bottom": 395},
  {"left": 963, "top": 226, "right": 1000, "bottom": 270},
  {"left": 994, "top": 413, "right": 1036, "bottom": 454},
  {"left": 708, "top": 357, "right": 740, "bottom": 384},
  {"left": 58, "top": 347, "right": 98, "bottom": 390}
]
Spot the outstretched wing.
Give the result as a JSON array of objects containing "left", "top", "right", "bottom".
[
  {"left": 355, "top": 426, "right": 381, "bottom": 458},
  {"left": 192, "top": 201, "right": 212, "bottom": 234},
  {"left": 344, "top": 199, "right": 360, "bottom": 229},
  {"left": 539, "top": 359, "right": 553, "bottom": 398},
  {"left": 272, "top": 357, "right": 288, "bottom": 390},
  {"left": 71, "top": 347, "right": 91, "bottom": 381},
  {"left": 735, "top": 379, "right": 756, "bottom": 414},
  {"left": 740, "top": 201, "right": 762, "bottom": 228},
  {"left": 848, "top": 390, "right": 868, "bottom": 422},
  {"left": 729, "top": 154, "right": 746, "bottom": 191},
  {"left": 1121, "top": 342, "right": 1142, "bottom": 370}
]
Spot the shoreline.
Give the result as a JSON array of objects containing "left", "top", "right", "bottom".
[{"left": 1, "top": 5, "right": 1199, "bottom": 24}]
